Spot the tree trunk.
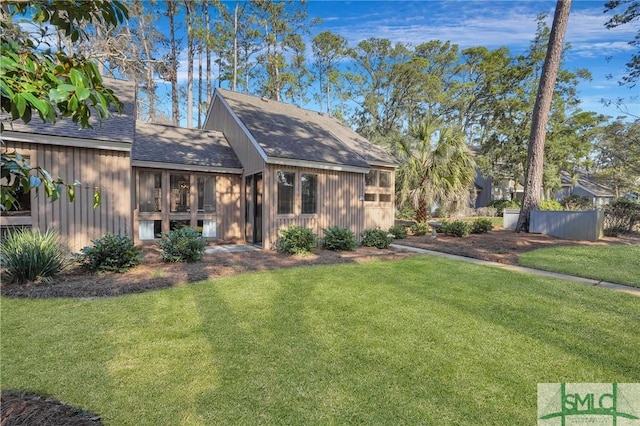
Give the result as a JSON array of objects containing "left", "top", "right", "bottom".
[
  {"left": 516, "top": 0, "right": 572, "bottom": 232},
  {"left": 168, "top": 0, "right": 179, "bottom": 126},
  {"left": 206, "top": 2, "right": 211, "bottom": 102},
  {"left": 185, "top": 0, "right": 194, "bottom": 128},
  {"left": 233, "top": 0, "right": 239, "bottom": 91}
]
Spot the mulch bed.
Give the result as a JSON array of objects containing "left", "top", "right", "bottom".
[{"left": 1, "top": 391, "right": 102, "bottom": 426}]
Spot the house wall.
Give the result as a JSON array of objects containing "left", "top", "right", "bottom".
[
  {"left": 131, "top": 168, "right": 242, "bottom": 243},
  {"left": 206, "top": 99, "right": 265, "bottom": 175},
  {"left": 262, "top": 164, "right": 366, "bottom": 249},
  {"left": 1, "top": 141, "right": 132, "bottom": 252}
]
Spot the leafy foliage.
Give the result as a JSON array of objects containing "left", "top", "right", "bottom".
[
  {"left": 538, "top": 200, "right": 563, "bottom": 211},
  {"left": 361, "top": 228, "right": 393, "bottom": 249},
  {"left": 278, "top": 225, "right": 317, "bottom": 255},
  {"left": 0, "top": 228, "right": 67, "bottom": 284},
  {"left": 604, "top": 198, "right": 640, "bottom": 236},
  {"left": 470, "top": 218, "right": 494, "bottom": 234},
  {"left": 388, "top": 224, "right": 408, "bottom": 239},
  {"left": 77, "top": 234, "right": 141, "bottom": 273},
  {"left": 439, "top": 220, "right": 471, "bottom": 238},
  {"left": 410, "top": 221, "right": 430, "bottom": 236},
  {"left": 487, "top": 199, "right": 521, "bottom": 216},
  {"left": 561, "top": 195, "right": 594, "bottom": 211},
  {"left": 322, "top": 226, "right": 356, "bottom": 251},
  {"left": 158, "top": 228, "right": 207, "bottom": 262}
]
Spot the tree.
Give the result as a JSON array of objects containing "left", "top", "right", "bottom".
[
  {"left": 594, "top": 119, "right": 640, "bottom": 197},
  {"left": 165, "top": 0, "right": 180, "bottom": 125},
  {"left": 517, "top": 0, "right": 572, "bottom": 232},
  {"left": 604, "top": 0, "right": 640, "bottom": 87},
  {"left": 396, "top": 118, "right": 476, "bottom": 222},
  {"left": 312, "top": 31, "right": 348, "bottom": 115},
  {"left": 1, "top": 0, "right": 128, "bottom": 211}
]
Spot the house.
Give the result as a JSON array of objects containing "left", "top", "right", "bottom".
[
  {"left": 1, "top": 79, "right": 397, "bottom": 251},
  {"left": 553, "top": 170, "right": 615, "bottom": 207}
]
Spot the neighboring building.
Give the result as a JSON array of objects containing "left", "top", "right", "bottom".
[
  {"left": 553, "top": 170, "right": 615, "bottom": 207},
  {"left": 474, "top": 172, "right": 524, "bottom": 208},
  {"left": 1, "top": 81, "right": 397, "bottom": 251}
]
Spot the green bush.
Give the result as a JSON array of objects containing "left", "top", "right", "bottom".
[
  {"left": 388, "top": 224, "right": 408, "bottom": 239},
  {"left": 361, "top": 228, "right": 393, "bottom": 249},
  {"left": 604, "top": 198, "right": 640, "bottom": 236},
  {"left": 471, "top": 218, "right": 494, "bottom": 234},
  {"left": 410, "top": 221, "right": 430, "bottom": 236},
  {"left": 538, "top": 199, "right": 563, "bottom": 211},
  {"left": 323, "top": 226, "right": 356, "bottom": 251},
  {"left": 440, "top": 220, "right": 471, "bottom": 238},
  {"left": 0, "top": 228, "right": 67, "bottom": 284},
  {"left": 562, "top": 195, "right": 594, "bottom": 211},
  {"left": 158, "top": 227, "right": 207, "bottom": 262},
  {"left": 278, "top": 225, "right": 317, "bottom": 255},
  {"left": 487, "top": 199, "right": 521, "bottom": 216},
  {"left": 78, "top": 234, "right": 142, "bottom": 273}
]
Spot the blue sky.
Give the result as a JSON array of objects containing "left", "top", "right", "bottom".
[{"left": 299, "top": 0, "right": 638, "bottom": 119}]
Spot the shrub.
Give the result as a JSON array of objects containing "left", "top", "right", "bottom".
[
  {"left": 604, "top": 198, "right": 640, "bottom": 236},
  {"left": 410, "top": 221, "right": 430, "bottom": 236},
  {"left": 487, "top": 199, "right": 521, "bottom": 216},
  {"left": 562, "top": 195, "right": 594, "bottom": 211},
  {"left": 278, "top": 225, "right": 317, "bottom": 255},
  {"left": 78, "top": 234, "right": 142, "bottom": 273},
  {"left": 471, "top": 218, "right": 494, "bottom": 234},
  {"left": 0, "top": 228, "right": 67, "bottom": 284},
  {"left": 323, "top": 226, "right": 356, "bottom": 251},
  {"left": 158, "top": 227, "right": 207, "bottom": 262},
  {"left": 388, "top": 224, "right": 408, "bottom": 239},
  {"left": 361, "top": 228, "right": 393, "bottom": 249},
  {"left": 440, "top": 220, "right": 471, "bottom": 238},
  {"left": 476, "top": 207, "right": 498, "bottom": 217},
  {"left": 538, "top": 199, "right": 563, "bottom": 211}
]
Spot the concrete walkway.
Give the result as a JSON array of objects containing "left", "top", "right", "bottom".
[
  {"left": 205, "top": 244, "right": 260, "bottom": 254},
  {"left": 390, "top": 244, "right": 640, "bottom": 297}
]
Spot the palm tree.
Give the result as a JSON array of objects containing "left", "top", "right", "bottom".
[{"left": 397, "top": 118, "right": 476, "bottom": 222}]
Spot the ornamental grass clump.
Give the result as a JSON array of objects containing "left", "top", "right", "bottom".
[
  {"left": 322, "top": 226, "right": 356, "bottom": 251},
  {"left": 78, "top": 234, "right": 142, "bottom": 273},
  {"left": 0, "top": 228, "right": 67, "bottom": 284},
  {"left": 158, "top": 227, "right": 207, "bottom": 262}
]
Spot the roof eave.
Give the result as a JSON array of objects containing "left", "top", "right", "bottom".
[{"left": 132, "top": 160, "right": 243, "bottom": 174}]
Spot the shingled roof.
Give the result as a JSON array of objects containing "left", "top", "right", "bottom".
[
  {"left": 214, "top": 89, "right": 397, "bottom": 170},
  {"left": 560, "top": 170, "right": 615, "bottom": 197},
  {"left": 132, "top": 121, "right": 242, "bottom": 172},
  {"left": 2, "top": 77, "right": 136, "bottom": 144}
]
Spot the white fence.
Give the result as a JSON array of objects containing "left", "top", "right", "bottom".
[{"left": 503, "top": 209, "right": 604, "bottom": 241}]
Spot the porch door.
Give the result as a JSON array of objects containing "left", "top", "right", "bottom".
[{"left": 245, "top": 173, "right": 263, "bottom": 245}]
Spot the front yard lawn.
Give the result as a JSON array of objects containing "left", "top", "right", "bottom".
[
  {"left": 519, "top": 243, "right": 640, "bottom": 287},
  {"left": 2, "top": 255, "right": 638, "bottom": 424}
]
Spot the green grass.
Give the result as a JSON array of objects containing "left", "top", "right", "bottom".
[
  {"left": 2, "top": 256, "right": 639, "bottom": 425},
  {"left": 519, "top": 244, "right": 640, "bottom": 287}
]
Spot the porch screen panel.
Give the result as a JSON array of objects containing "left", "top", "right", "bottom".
[
  {"left": 139, "top": 171, "right": 161, "bottom": 212},
  {"left": 197, "top": 176, "right": 216, "bottom": 212},
  {"left": 170, "top": 174, "right": 191, "bottom": 212},
  {"left": 277, "top": 171, "right": 295, "bottom": 214}
]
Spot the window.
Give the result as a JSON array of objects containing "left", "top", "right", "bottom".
[
  {"left": 379, "top": 171, "right": 392, "bottom": 188},
  {"left": 1, "top": 155, "right": 31, "bottom": 215},
  {"left": 277, "top": 171, "right": 295, "bottom": 214},
  {"left": 364, "top": 193, "right": 376, "bottom": 202},
  {"left": 365, "top": 170, "right": 378, "bottom": 186},
  {"left": 170, "top": 174, "right": 190, "bottom": 212},
  {"left": 301, "top": 173, "right": 317, "bottom": 214},
  {"left": 197, "top": 176, "right": 216, "bottom": 213},
  {"left": 198, "top": 219, "right": 217, "bottom": 237},
  {"left": 139, "top": 172, "right": 161, "bottom": 212},
  {"left": 379, "top": 194, "right": 392, "bottom": 203},
  {"left": 139, "top": 220, "right": 162, "bottom": 240}
]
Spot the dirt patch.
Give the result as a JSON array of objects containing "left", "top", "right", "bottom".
[
  {"left": 395, "top": 227, "right": 640, "bottom": 264},
  {"left": 0, "top": 246, "right": 412, "bottom": 299}
]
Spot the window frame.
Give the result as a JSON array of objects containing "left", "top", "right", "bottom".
[{"left": 276, "top": 170, "right": 296, "bottom": 215}]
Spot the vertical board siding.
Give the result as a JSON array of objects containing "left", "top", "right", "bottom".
[
  {"left": 2, "top": 141, "right": 132, "bottom": 252},
  {"left": 206, "top": 100, "right": 265, "bottom": 174},
  {"left": 263, "top": 164, "right": 366, "bottom": 250}
]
